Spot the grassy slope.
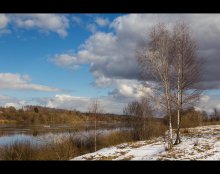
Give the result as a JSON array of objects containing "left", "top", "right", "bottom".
[{"left": 72, "top": 125, "right": 220, "bottom": 160}]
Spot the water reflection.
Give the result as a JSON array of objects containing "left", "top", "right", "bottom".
[{"left": 0, "top": 123, "right": 130, "bottom": 147}]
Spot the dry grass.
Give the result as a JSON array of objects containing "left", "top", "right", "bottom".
[
  {"left": 0, "top": 136, "right": 80, "bottom": 160},
  {"left": 193, "top": 144, "right": 212, "bottom": 153},
  {"left": 82, "top": 155, "right": 96, "bottom": 160},
  {"left": 159, "top": 149, "right": 185, "bottom": 160},
  {"left": 0, "top": 131, "right": 134, "bottom": 160},
  {"left": 97, "top": 131, "right": 132, "bottom": 149},
  {"left": 0, "top": 119, "right": 168, "bottom": 160},
  {"left": 0, "top": 119, "right": 16, "bottom": 124},
  {"left": 119, "top": 151, "right": 127, "bottom": 155},
  {"left": 181, "top": 128, "right": 190, "bottom": 134},
  {"left": 215, "top": 137, "right": 220, "bottom": 141},
  {"left": 0, "top": 141, "right": 35, "bottom": 160},
  {"left": 128, "top": 142, "right": 145, "bottom": 148},
  {"left": 122, "top": 155, "right": 134, "bottom": 160},
  {"left": 99, "top": 155, "right": 119, "bottom": 160}
]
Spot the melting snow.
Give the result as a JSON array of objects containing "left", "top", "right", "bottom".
[{"left": 71, "top": 125, "right": 220, "bottom": 160}]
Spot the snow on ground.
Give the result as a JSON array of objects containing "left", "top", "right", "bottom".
[{"left": 71, "top": 125, "right": 220, "bottom": 160}]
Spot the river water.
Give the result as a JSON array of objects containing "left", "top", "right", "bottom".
[{"left": 0, "top": 123, "right": 130, "bottom": 147}]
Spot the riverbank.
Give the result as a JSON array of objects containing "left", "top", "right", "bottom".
[{"left": 72, "top": 125, "right": 220, "bottom": 160}]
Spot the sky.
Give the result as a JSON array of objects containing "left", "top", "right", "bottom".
[{"left": 1, "top": 13, "right": 220, "bottom": 114}]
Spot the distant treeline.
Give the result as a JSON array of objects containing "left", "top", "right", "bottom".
[
  {"left": 163, "top": 107, "right": 220, "bottom": 128},
  {"left": 0, "top": 105, "right": 219, "bottom": 127},
  {"left": 0, "top": 105, "right": 127, "bottom": 124}
]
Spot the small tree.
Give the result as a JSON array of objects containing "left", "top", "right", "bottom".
[
  {"left": 211, "top": 108, "right": 220, "bottom": 122},
  {"left": 88, "top": 99, "right": 103, "bottom": 152},
  {"left": 34, "top": 107, "right": 39, "bottom": 113}
]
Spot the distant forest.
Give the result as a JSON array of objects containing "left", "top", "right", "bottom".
[
  {"left": 0, "top": 105, "right": 220, "bottom": 127},
  {"left": 0, "top": 105, "right": 126, "bottom": 124}
]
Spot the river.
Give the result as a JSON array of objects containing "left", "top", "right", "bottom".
[{"left": 0, "top": 123, "right": 130, "bottom": 147}]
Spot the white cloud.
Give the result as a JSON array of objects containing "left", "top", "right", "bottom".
[
  {"left": 95, "top": 17, "right": 109, "bottom": 27},
  {"left": 45, "top": 94, "right": 125, "bottom": 114},
  {"left": 0, "top": 73, "right": 60, "bottom": 92},
  {"left": 52, "top": 31, "right": 118, "bottom": 68},
  {"left": 44, "top": 80, "right": 153, "bottom": 114},
  {"left": 86, "top": 23, "right": 96, "bottom": 33},
  {"left": 0, "top": 95, "right": 18, "bottom": 106},
  {"left": 0, "top": 79, "right": 152, "bottom": 114},
  {"left": 47, "top": 95, "right": 90, "bottom": 111},
  {"left": 107, "top": 79, "right": 154, "bottom": 104},
  {"left": 51, "top": 53, "right": 80, "bottom": 69},
  {"left": 4, "top": 102, "right": 20, "bottom": 108},
  {"left": 49, "top": 14, "right": 220, "bottom": 113},
  {"left": 14, "top": 14, "right": 69, "bottom": 37},
  {"left": 200, "top": 95, "right": 210, "bottom": 103},
  {"left": 41, "top": 79, "right": 154, "bottom": 114},
  {"left": 93, "top": 73, "right": 113, "bottom": 87},
  {"left": 195, "top": 94, "right": 220, "bottom": 114},
  {"left": 1, "top": 14, "right": 69, "bottom": 37},
  {"left": 59, "top": 14, "right": 220, "bottom": 87},
  {"left": 0, "top": 14, "right": 9, "bottom": 29},
  {"left": 0, "top": 95, "right": 30, "bottom": 109},
  {"left": 72, "top": 16, "right": 82, "bottom": 25},
  {"left": 116, "top": 79, "right": 152, "bottom": 98}
]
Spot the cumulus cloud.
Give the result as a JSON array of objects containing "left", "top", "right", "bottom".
[
  {"left": 41, "top": 80, "right": 154, "bottom": 114},
  {"left": 0, "top": 94, "right": 123, "bottom": 114},
  {"left": 45, "top": 94, "right": 126, "bottom": 114},
  {"left": 0, "top": 14, "right": 69, "bottom": 37},
  {"left": 27, "top": 79, "right": 153, "bottom": 114},
  {"left": 49, "top": 14, "right": 220, "bottom": 113},
  {"left": 195, "top": 94, "right": 220, "bottom": 114},
  {"left": 95, "top": 17, "right": 109, "bottom": 27},
  {"left": 44, "top": 80, "right": 153, "bottom": 114},
  {"left": 0, "top": 95, "right": 18, "bottom": 106},
  {"left": 47, "top": 95, "right": 90, "bottom": 111},
  {"left": 29, "top": 79, "right": 154, "bottom": 114},
  {"left": 107, "top": 79, "right": 153, "bottom": 102},
  {"left": 51, "top": 53, "right": 80, "bottom": 69},
  {"left": 12, "top": 14, "right": 69, "bottom": 37},
  {"left": 4, "top": 102, "right": 20, "bottom": 108},
  {"left": 0, "top": 73, "right": 60, "bottom": 92},
  {"left": 0, "top": 14, "right": 9, "bottom": 29},
  {"left": 51, "top": 14, "right": 220, "bottom": 90},
  {"left": 55, "top": 31, "right": 140, "bottom": 80},
  {"left": 51, "top": 15, "right": 163, "bottom": 86},
  {"left": 72, "top": 16, "right": 82, "bottom": 26},
  {"left": 0, "top": 95, "right": 28, "bottom": 109},
  {"left": 86, "top": 23, "right": 97, "bottom": 33}
]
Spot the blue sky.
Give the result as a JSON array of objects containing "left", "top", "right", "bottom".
[
  {"left": 1, "top": 14, "right": 220, "bottom": 114},
  {"left": 0, "top": 14, "right": 117, "bottom": 95},
  {"left": 0, "top": 14, "right": 128, "bottom": 113},
  {"left": 0, "top": 14, "right": 119, "bottom": 97}
]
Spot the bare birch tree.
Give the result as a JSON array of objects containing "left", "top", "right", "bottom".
[
  {"left": 171, "top": 22, "right": 202, "bottom": 144},
  {"left": 137, "top": 22, "right": 202, "bottom": 147},
  {"left": 137, "top": 23, "right": 174, "bottom": 149},
  {"left": 88, "top": 99, "right": 103, "bottom": 152}
]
